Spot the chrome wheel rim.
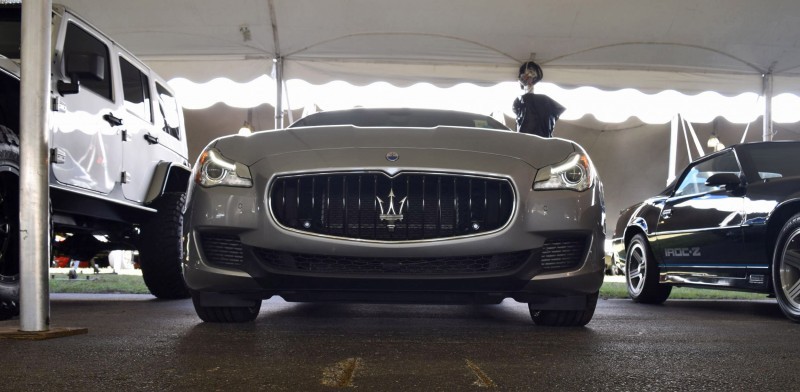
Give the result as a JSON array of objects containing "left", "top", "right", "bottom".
[
  {"left": 627, "top": 242, "right": 646, "bottom": 296},
  {"left": 780, "top": 228, "right": 800, "bottom": 310}
]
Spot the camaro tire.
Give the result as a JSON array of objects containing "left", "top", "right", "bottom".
[
  {"left": 528, "top": 292, "right": 599, "bottom": 327},
  {"left": 626, "top": 234, "right": 671, "bottom": 304},
  {"left": 0, "top": 125, "right": 20, "bottom": 320},
  {"left": 191, "top": 295, "right": 261, "bottom": 323},
  {"left": 138, "top": 192, "right": 190, "bottom": 299},
  {"left": 773, "top": 213, "right": 800, "bottom": 322}
]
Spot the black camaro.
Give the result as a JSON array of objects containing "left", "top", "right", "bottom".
[{"left": 612, "top": 141, "right": 800, "bottom": 322}]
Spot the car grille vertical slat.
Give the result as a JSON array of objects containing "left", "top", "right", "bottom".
[{"left": 270, "top": 172, "right": 514, "bottom": 241}]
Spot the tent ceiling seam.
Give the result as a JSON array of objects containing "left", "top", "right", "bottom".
[
  {"left": 282, "top": 32, "right": 519, "bottom": 63},
  {"left": 542, "top": 42, "right": 765, "bottom": 74}
]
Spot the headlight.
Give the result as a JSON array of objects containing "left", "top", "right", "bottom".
[
  {"left": 533, "top": 152, "right": 594, "bottom": 192},
  {"left": 195, "top": 148, "right": 252, "bottom": 188}
]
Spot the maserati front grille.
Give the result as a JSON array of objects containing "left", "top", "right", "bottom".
[{"left": 269, "top": 172, "right": 515, "bottom": 241}]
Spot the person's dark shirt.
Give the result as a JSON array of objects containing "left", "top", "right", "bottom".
[{"left": 512, "top": 92, "right": 565, "bottom": 137}]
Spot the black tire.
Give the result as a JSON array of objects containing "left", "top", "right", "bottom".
[
  {"left": 0, "top": 125, "right": 20, "bottom": 321},
  {"left": 626, "top": 234, "right": 671, "bottom": 304},
  {"left": 528, "top": 292, "right": 599, "bottom": 327},
  {"left": 773, "top": 213, "right": 800, "bottom": 322},
  {"left": 138, "top": 192, "right": 190, "bottom": 299},
  {"left": 191, "top": 295, "right": 261, "bottom": 323}
]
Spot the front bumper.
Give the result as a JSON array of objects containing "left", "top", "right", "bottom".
[{"left": 183, "top": 173, "right": 606, "bottom": 306}]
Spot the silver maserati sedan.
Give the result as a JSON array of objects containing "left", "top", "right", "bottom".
[{"left": 183, "top": 108, "right": 606, "bottom": 326}]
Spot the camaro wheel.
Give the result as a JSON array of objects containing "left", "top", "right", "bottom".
[
  {"left": 0, "top": 125, "right": 20, "bottom": 321},
  {"left": 773, "top": 213, "right": 800, "bottom": 322},
  {"left": 138, "top": 192, "right": 190, "bottom": 299},
  {"left": 528, "top": 292, "right": 598, "bottom": 327},
  {"left": 191, "top": 295, "right": 261, "bottom": 323},
  {"left": 626, "top": 234, "right": 671, "bottom": 304}
]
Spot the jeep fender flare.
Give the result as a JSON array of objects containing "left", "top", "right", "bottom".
[{"left": 144, "top": 161, "right": 191, "bottom": 205}]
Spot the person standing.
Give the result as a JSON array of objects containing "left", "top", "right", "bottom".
[{"left": 512, "top": 61, "right": 565, "bottom": 137}]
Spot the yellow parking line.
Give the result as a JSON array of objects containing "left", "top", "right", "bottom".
[
  {"left": 465, "top": 359, "right": 497, "bottom": 388},
  {"left": 321, "top": 357, "right": 363, "bottom": 388}
]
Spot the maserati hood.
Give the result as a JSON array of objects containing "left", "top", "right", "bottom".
[{"left": 211, "top": 125, "right": 578, "bottom": 169}]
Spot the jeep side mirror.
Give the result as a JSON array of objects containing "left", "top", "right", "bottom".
[
  {"left": 705, "top": 172, "right": 742, "bottom": 191},
  {"left": 57, "top": 52, "right": 105, "bottom": 95}
]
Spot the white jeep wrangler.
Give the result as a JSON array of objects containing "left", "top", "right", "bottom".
[{"left": 0, "top": 4, "right": 192, "bottom": 319}]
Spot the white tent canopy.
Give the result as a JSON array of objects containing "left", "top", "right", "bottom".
[{"left": 60, "top": 0, "right": 800, "bottom": 95}]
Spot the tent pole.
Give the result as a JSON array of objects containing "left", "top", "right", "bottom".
[
  {"left": 762, "top": 73, "right": 773, "bottom": 141},
  {"left": 668, "top": 114, "right": 678, "bottom": 185},
  {"left": 19, "top": 0, "right": 52, "bottom": 332},
  {"left": 275, "top": 57, "right": 284, "bottom": 129}
]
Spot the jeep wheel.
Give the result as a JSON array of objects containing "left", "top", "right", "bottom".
[
  {"left": 773, "top": 213, "right": 800, "bottom": 322},
  {"left": 528, "top": 292, "right": 598, "bottom": 327},
  {"left": 138, "top": 192, "right": 189, "bottom": 299},
  {"left": 626, "top": 234, "right": 671, "bottom": 304},
  {"left": 0, "top": 125, "right": 20, "bottom": 320}
]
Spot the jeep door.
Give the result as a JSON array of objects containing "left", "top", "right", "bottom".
[
  {"left": 116, "top": 54, "right": 162, "bottom": 203},
  {"left": 51, "top": 18, "right": 122, "bottom": 195},
  {"left": 653, "top": 150, "right": 749, "bottom": 284}
]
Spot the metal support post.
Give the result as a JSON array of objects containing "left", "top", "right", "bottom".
[
  {"left": 668, "top": 115, "right": 678, "bottom": 186},
  {"left": 19, "top": 0, "right": 53, "bottom": 331}
]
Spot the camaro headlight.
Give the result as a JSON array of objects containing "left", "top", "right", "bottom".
[
  {"left": 195, "top": 148, "right": 252, "bottom": 188},
  {"left": 533, "top": 152, "right": 594, "bottom": 192}
]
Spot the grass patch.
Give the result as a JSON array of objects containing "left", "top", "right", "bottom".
[
  {"left": 600, "top": 282, "right": 771, "bottom": 300},
  {"left": 50, "top": 272, "right": 150, "bottom": 294}
]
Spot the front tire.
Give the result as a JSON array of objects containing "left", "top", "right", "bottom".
[
  {"left": 626, "top": 234, "right": 671, "bottom": 304},
  {"left": 138, "top": 192, "right": 189, "bottom": 299},
  {"left": 191, "top": 295, "right": 261, "bottom": 323},
  {"left": 773, "top": 213, "right": 800, "bottom": 322},
  {"left": 528, "top": 292, "right": 599, "bottom": 327},
  {"left": 0, "top": 125, "right": 20, "bottom": 321}
]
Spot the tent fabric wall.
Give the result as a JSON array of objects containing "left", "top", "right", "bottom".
[{"left": 60, "top": 0, "right": 800, "bottom": 95}]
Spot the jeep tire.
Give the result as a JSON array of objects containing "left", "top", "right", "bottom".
[
  {"left": 0, "top": 125, "right": 20, "bottom": 320},
  {"left": 138, "top": 192, "right": 189, "bottom": 299}
]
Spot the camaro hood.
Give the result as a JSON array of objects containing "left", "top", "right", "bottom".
[{"left": 211, "top": 125, "right": 578, "bottom": 169}]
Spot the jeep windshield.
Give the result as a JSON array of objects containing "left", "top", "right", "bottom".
[
  {"left": 0, "top": 6, "right": 21, "bottom": 59},
  {"left": 289, "top": 108, "right": 511, "bottom": 131}
]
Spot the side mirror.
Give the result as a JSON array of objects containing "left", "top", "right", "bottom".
[
  {"left": 57, "top": 52, "right": 105, "bottom": 95},
  {"left": 705, "top": 172, "right": 742, "bottom": 191}
]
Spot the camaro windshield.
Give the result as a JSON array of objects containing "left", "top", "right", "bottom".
[
  {"left": 289, "top": 108, "right": 511, "bottom": 131},
  {"left": 742, "top": 143, "right": 800, "bottom": 180}
]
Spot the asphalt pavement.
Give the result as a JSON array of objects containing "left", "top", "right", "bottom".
[{"left": 1, "top": 294, "right": 799, "bottom": 391}]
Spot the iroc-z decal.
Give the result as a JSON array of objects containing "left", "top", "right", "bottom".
[{"left": 664, "top": 247, "right": 701, "bottom": 257}]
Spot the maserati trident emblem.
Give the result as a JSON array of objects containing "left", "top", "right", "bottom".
[
  {"left": 376, "top": 189, "right": 407, "bottom": 231},
  {"left": 386, "top": 152, "right": 399, "bottom": 162}
]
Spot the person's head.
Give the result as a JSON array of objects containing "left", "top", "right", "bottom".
[{"left": 518, "top": 61, "right": 543, "bottom": 89}]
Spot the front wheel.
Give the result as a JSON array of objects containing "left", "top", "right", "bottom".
[
  {"left": 0, "top": 125, "right": 20, "bottom": 321},
  {"left": 138, "top": 192, "right": 189, "bottom": 299},
  {"left": 626, "top": 234, "right": 671, "bottom": 304},
  {"left": 191, "top": 295, "right": 261, "bottom": 323},
  {"left": 773, "top": 213, "right": 800, "bottom": 322},
  {"left": 528, "top": 292, "right": 599, "bottom": 327}
]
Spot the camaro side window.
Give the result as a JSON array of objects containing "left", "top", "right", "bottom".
[
  {"left": 674, "top": 152, "right": 739, "bottom": 197},
  {"left": 120, "top": 58, "right": 151, "bottom": 122},
  {"left": 63, "top": 23, "right": 112, "bottom": 100},
  {"left": 155, "top": 83, "right": 181, "bottom": 140}
]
